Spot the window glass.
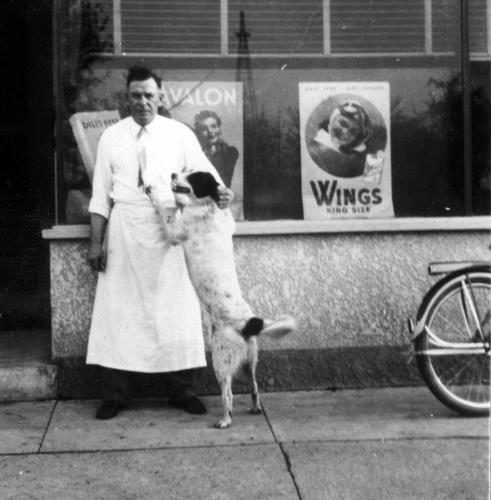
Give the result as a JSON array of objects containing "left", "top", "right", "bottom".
[
  {"left": 80, "top": 0, "right": 114, "bottom": 53},
  {"left": 469, "top": 0, "right": 489, "bottom": 54},
  {"left": 121, "top": 0, "right": 221, "bottom": 53},
  {"left": 432, "top": 0, "right": 459, "bottom": 53},
  {"left": 55, "top": 0, "right": 490, "bottom": 224},
  {"left": 330, "top": 0, "right": 425, "bottom": 54},
  {"left": 228, "top": 0, "right": 324, "bottom": 54},
  {"left": 471, "top": 62, "right": 491, "bottom": 214}
]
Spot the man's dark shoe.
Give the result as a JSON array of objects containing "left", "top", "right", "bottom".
[
  {"left": 169, "top": 396, "right": 207, "bottom": 415},
  {"left": 96, "top": 401, "right": 123, "bottom": 420}
]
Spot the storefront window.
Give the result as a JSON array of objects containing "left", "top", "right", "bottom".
[{"left": 54, "top": 0, "right": 491, "bottom": 224}]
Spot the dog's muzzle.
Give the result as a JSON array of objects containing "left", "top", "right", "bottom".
[{"left": 172, "top": 184, "right": 192, "bottom": 194}]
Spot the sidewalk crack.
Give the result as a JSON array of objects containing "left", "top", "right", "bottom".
[
  {"left": 261, "top": 402, "right": 303, "bottom": 500},
  {"left": 37, "top": 399, "right": 57, "bottom": 453}
]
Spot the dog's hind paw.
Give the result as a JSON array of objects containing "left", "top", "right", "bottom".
[
  {"left": 261, "top": 317, "right": 296, "bottom": 339},
  {"left": 214, "top": 418, "right": 232, "bottom": 429},
  {"left": 248, "top": 406, "right": 262, "bottom": 415}
]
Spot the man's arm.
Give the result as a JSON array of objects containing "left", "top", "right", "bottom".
[
  {"left": 87, "top": 128, "right": 113, "bottom": 272},
  {"left": 182, "top": 126, "right": 235, "bottom": 208},
  {"left": 87, "top": 213, "right": 108, "bottom": 272}
]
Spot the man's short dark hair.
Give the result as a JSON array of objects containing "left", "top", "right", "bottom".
[
  {"left": 126, "top": 65, "right": 162, "bottom": 88},
  {"left": 194, "top": 110, "right": 222, "bottom": 129}
]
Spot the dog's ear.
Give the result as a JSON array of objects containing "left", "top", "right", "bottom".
[{"left": 187, "top": 172, "right": 220, "bottom": 203}]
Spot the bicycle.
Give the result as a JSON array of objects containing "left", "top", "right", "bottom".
[{"left": 408, "top": 261, "right": 491, "bottom": 417}]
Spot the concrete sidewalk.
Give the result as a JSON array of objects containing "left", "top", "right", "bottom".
[{"left": 0, "top": 387, "right": 489, "bottom": 499}]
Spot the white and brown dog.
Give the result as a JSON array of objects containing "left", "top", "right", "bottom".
[{"left": 146, "top": 171, "right": 295, "bottom": 428}]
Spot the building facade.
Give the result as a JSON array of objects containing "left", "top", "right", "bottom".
[{"left": 2, "top": 1, "right": 490, "bottom": 398}]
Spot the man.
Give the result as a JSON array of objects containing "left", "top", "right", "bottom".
[{"left": 86, "top": 66, "right": 233, "bottom": 420}]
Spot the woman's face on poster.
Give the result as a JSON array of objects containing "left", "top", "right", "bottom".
[
  {"left": 196, "top": 117, "right": 221, "bottom": 145},
  {"left": 329, "top": 113, "right": 362, "bottom": 148}
]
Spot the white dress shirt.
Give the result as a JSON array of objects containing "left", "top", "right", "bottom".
[{"left": 89, "top": 115, "right": 221, "bottom": 218}]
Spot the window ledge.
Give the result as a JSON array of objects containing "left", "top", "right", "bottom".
[{"left": 42, "top": 216, "right": 491, "bottom": 240}]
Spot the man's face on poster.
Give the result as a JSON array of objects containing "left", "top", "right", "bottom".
[{"left": 196, "top": 116, "right": 221, "bottom": 146}]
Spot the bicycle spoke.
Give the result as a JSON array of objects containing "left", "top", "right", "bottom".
[
  {"left": 471, "top": 365, "right": 488, "bottom": 403},
  {"left": 466, "top": 366, "right": 480, "bottom": 402},
  {"left": 435, "top": 356, "right": 473, "bottom": 387},
  {"left": 433, "top": 305, "right": 460, "bottom": 339},
  {"left": 437, "top": 357, "right": 485, "bottom": 402},
  {"left": 477, "top": 361, "right": 491, "bottom": 400}
]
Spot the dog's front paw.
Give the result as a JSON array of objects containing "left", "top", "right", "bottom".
[{"left": 214, "top": 418, "right": 232, "bottom": 429}]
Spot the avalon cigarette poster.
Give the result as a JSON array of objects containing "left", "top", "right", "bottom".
[
  {"left": 300, "top": 82, "right": 394, "bottom": 219},
  {"left": 162, "top": 81, "right": 244, "bottom": 220}
]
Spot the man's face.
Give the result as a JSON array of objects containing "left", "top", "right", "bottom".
[{"left": 128, "top": 78, "right": 162, "bottom": 126}]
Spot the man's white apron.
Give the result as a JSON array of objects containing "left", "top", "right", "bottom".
[{"left": 86, "top": 201, "right": 206, "bottom": 373}]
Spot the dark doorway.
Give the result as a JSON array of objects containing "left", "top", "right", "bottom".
[{"left": 0, "top": 0, "right": 53, "bottom": 331}]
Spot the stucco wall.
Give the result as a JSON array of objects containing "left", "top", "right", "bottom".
[{"left": 50, "top": 231, "right": 489, "bottom": 362}]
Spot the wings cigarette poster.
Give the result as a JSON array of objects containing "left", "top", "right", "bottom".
[
  {"left": 300, "top": 82, "right": 394, "bottom": 219},
  {"left": 162, "top": 81, "right": 244, "bottom": 220}
]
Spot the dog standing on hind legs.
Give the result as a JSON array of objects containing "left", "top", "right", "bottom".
[{"left": 144, "top": 170, "right": 296, "bottom": 428}]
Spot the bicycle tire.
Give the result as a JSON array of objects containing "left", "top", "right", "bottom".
[{"left": 415, "top": 266, "right": 491, "bottom": 417}]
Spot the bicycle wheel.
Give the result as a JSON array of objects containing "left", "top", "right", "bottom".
[{"left": 415, "top": 267, "right": 491, "bottom": 416}]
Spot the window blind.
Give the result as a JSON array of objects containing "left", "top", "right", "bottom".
[
  {"left": 469, "top": 0, "right": 488, "bottom": 53},
  {"left": 432, "top": 0, "right": 458, "bottom": 53},
  {"left": 330, "top": 0, "right": 425, "bottom": 54},
  {"left": 228, "top": 0, "right": 324, "bottom": 54},
  {"left": 84, "top": 0, "right": 489, "bottom": 57},
  {"left": 120, "top": 0, "right": 221, "bottom": 53}
]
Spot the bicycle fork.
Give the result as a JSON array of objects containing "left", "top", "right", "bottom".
[{"left": 461, "top": 272, "right": 490, "bottom": 344}]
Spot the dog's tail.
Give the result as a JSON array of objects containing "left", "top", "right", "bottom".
[{"left": 241, "top": 317, "right": 296, "bottom": 340}]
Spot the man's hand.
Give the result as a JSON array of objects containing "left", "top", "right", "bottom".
[
  {"left": 87, "top": 243, "right": 106, "bottom": 272},
  {"left": 217, "top": 186, "right": 234, "bottom": 209},
  {"left": 88, "top": 213, "right": 108, "bottom": 272}
]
